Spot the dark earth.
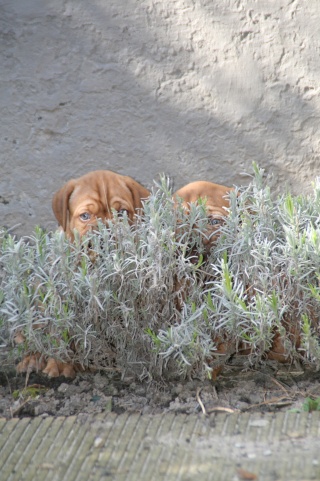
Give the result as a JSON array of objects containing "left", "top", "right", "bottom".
[{"left": 1, "top": 358, "right": 320, "bottom": 419}]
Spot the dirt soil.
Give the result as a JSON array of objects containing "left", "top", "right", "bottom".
[{"left": 1, "top": 360, "right": 320, "bottom": 419}]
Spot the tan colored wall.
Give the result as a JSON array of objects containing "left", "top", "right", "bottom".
[{"left": 1, "top": 0, "right": 319, "bottom": 236}]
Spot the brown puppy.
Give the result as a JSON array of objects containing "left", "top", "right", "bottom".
[
  {"left": 172, "top": 180, "right": 233, "bottom": 313},
  {"left": 173, "top": 180, "right": 233, "bottom": 250},
  {"left": 52, "top": 170, "right": 150, "bottom": 239},
  {"left": 173, "top": 181, "right": 301, "bottom": 375},
  {"left": 17, "top": 170, "right": 150, "bottom": 378}
]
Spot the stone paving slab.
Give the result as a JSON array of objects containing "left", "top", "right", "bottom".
[{"left": 1, "top": 412, "right": 320, "bottom": 481}]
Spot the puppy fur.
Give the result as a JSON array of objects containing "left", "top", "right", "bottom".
[{"left": 52, "top": 170, "right": 150, "bottom": 238}]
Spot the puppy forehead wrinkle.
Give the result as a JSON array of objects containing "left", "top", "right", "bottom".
[
  {"left": 207, "top": 203, "right": 229, "bottom": 213},
  {"left": 67, "top": 176, "right": 134, "bottom": 214},
  {"left": 69, "top": 187, "right": 101, "bottom": 213},
  {"left": 110, "top": 195, "right": 131, "bottom": 208},
  {"left": 98, "top": 178, "right": 132, "bottom": 208},
  {"left": 74, "top": 202, "right": 97, "bottom": 215}
]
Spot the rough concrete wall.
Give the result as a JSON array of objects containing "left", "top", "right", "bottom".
[{"left": 1, "top": 0, "right": 319, "bottom": 235}]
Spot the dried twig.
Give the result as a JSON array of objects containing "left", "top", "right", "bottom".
[
  {"left": 243, "top": 396, "right": 293, "bottom": 410},
  {"left": 10, "top": 397, "right": 32, "bottom": 417},
  {"left": 196, "top": 387, "right": 207, "bottom": 416},
  {"left": 207, "top": 406, "right": 238, "bottom": 414},
  {"left": 271, "top": 377, "right": 290, "bottom": 395}
]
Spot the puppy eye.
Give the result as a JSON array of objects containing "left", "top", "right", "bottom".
[
  {"left": 117, "top": 209, "right": 128, "bottom": 217},
  {"left": 79, "top": 212, "right": 91, "bottom": 221},
  {"left": 208, "top": 217, "right": 223, "bottom": 226}
]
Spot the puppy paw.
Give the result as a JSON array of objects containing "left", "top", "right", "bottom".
[
  {"left": 17, "top": 354, "right": 78, "bottom": 378},
  {"left": 16, "top": 353, "right": 47, "bottom": 374},
  {"left": 42, "top": 358, "right": 77, "bottom": 378}
]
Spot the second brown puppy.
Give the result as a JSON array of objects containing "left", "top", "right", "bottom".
[{"left": 173, "top": 180, "right": 233, "bottom": 250}]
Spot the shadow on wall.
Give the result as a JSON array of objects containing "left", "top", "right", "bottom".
[{"left": 72, "top": 0, "right": 319, "bottom": 185}]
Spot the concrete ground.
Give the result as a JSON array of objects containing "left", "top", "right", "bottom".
[{"left": 1, "top": 411, "right": 320, "bottom": 481}]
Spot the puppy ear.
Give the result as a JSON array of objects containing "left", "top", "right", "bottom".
[
  {"left": 125, "top": 177, "right": 150, "bottom": 211},
  {"left": 52, "top": 179, "right": 77, "bottom": 232}
]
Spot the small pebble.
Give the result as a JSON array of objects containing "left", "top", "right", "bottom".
[{"left": 94, "top": 437, "right": 104, "bottom": 448}]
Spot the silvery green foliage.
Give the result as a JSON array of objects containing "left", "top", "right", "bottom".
[
  {"left": 0, "top": 166, "right": 320, "bottom": 380},
  {"left": 0, "top": 178, "right": 210, "bottom": 380},
  {"left": 204, "top": 164, "right": 320, "bottom": 367}
]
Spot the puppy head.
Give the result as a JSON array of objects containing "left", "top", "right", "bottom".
[
  {"left": 52, "top": 170, "right": 150, "bottom": 239},
  {"left": 173, "top": 180, "right": 233, "bottom": 248}
]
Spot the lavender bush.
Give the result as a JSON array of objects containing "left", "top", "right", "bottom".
[{"left": 0, "top": 165, "right": 319, "bottom": 380}]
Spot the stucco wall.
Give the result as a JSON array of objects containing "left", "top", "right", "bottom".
[{"left": 1, "top": 0, "right": 319, "bottom": 236}]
